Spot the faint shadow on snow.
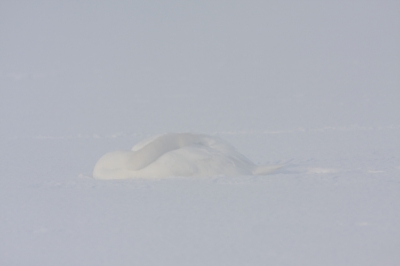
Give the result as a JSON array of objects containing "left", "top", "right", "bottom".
[{"left": 306, "top": 167, "right": 340, "bottom": 174}]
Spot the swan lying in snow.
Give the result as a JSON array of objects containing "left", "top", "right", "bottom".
[{"left": 93, "top": 133, "right": 282, "bottom": 179}]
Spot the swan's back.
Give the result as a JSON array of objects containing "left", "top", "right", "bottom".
[{"left": 93, "top": 133, "right": 280, "bottom": 179}]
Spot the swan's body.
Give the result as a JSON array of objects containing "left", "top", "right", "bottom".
[{"left": 93, "top": 133, "right": 282, "bottom": 179}]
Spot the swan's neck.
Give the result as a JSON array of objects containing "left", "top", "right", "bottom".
[{"left": 127, "top": 133, "right": 205, "bottom": 170}]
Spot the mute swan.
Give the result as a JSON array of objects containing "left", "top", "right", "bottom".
[{"left": 93, "top": 133, "right": 282, "bottom": 179}]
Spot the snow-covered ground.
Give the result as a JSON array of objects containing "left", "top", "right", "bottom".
[{"left": 1, "top": 1, "right": 399, "bottom": 265}]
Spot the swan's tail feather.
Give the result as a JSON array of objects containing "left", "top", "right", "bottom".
[{"left": 252, "top": 165, "right": 284, "bottom": 175}]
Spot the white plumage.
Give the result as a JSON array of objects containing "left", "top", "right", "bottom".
[{"left": 93, "top": 133, "right": 282, "bottom": 179}]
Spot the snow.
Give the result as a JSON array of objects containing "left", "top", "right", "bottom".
[
  {"left": 1, "top": 1, "right": 399, "bottom": 265},
  {"left": 1, "top": 128, "right": 399, "bottom": 265}
]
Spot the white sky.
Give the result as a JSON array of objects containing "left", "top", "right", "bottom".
[{"left": 1, "top": 1, "right": 399, "bottom": 136}]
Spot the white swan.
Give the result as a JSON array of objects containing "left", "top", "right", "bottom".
[{"left": 93, "top": 133, "right": 282, "bottom": 179}]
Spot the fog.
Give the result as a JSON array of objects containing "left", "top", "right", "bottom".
[
  {"left": 1, "top": 1, "right": 399, "bottom": 137},
  {"left": 1, "top": 1, "right": 399, "bottom": 265}
]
